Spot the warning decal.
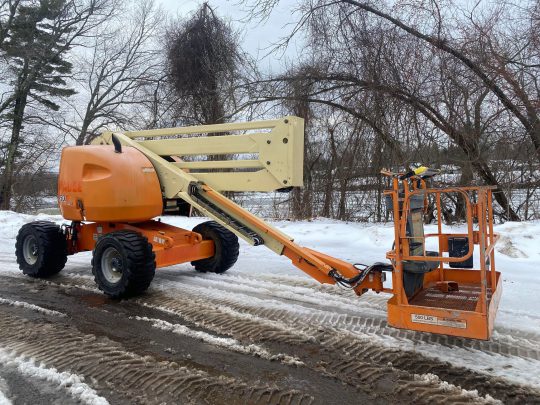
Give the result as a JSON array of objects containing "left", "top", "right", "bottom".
[{"left": 411, "top": 314, "right": 466, "bottom": 329}]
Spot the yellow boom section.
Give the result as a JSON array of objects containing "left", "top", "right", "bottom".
[{"left": 95, "top": 116, "right": 304, "bottom": 192}]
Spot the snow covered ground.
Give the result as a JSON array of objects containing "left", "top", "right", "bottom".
[
  {"left": 0, "top": 349, "right": 108, "bottom": 405},
  {"left": 0, "top": 211, "right": 539, "bottom": 401}
]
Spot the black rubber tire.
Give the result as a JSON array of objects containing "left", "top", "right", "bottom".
[
  {"left": 15, "top": 221, "right": 67, "bottom": 278},
  {"left": 91, "top": 230, "right": 156, "bottom": 298},
  {"left": 191, "top": 221, "right": 239, "bottom": 273},
  {"left": 403, "top": 272, "right": 425, "bottom": 298}
]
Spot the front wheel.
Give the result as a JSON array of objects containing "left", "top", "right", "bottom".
[
  {"left": 16, "top": 221, "right": 67, "bottom": 277},
  {"left": 191, "top": 221, "right": 239, "bottom": 273},
  {"left": 92, "top": 230, "right": 156, "bottom": 298}
]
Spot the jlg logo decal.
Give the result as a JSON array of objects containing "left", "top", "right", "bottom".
[{"left": 59, "top": 180, "right": 82, "bottom": 192}]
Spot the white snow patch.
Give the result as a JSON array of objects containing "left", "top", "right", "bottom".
[
  {"left": 135, "top": 316, "right": 304, "bottom": 366},
  {"left": 414, "top": 373, "right": 502, "bottom": 404},
  {"left": 0, "top": 348, "right": 108, "bottom": 405},
  {"left": 40, "top": 279, "right": 100, "bottom": 294},
  {"left": 0, "top": 298, "right": 66, "bottom": 317},
  {"left": 497, "top": 236, "right": 528, "bottom": 258},
  {"left": 0, "top": 391, "right": 11, "bottom": 405},
  {"left": 0, "top": 376, "right": 11, "bottom": 405}
]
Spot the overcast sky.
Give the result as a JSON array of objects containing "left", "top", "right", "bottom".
[{"left": 158, "top": 0, "right": 303, "bottom": 72}]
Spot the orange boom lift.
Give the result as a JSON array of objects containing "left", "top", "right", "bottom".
[{"left": 15, "top": 117, "right": 501, "bottom": 340}]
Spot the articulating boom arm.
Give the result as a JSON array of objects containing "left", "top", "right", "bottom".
[{"left": 92, "top": 117, "right": 385, "bottom": 295}]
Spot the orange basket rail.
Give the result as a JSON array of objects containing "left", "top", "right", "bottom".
[{"left": 383, "top": 173, "right": 501, "bottom": 339}]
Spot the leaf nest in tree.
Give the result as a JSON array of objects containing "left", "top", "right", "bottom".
[{"left": 166, "top": 4, "right": 238, "bottom": 97}]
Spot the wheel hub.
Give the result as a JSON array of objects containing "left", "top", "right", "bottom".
[
  {"left": 101, "top": 247, "right": 123, "bottom": 284},
  {"left": 23, "top": 235, "right": 38, "bottom": 265}
]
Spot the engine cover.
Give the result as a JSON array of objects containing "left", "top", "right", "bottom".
[{"left": 58, "top": 145, "right": 163, "bottom": 222}]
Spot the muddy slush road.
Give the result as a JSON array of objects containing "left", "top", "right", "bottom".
[{"left": 0, "top": 253, "right": 539, "bottom": 405}]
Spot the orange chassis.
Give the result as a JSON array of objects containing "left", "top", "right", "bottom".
[{"left": 66, "top": 221, "right": 215, "bottom": 268}]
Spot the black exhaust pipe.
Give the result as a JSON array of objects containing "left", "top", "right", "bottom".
[{"left": 111, "top": 134, "right": 122, "bottom": 153}]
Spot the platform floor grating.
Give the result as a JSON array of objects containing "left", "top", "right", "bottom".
[{"left": 409, "top": 283, "right": 492, "bottom": 311}]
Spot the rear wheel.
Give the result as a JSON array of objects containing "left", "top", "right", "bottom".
[
  {"left": 16, "top": 221, "right": 67, "bottom": 278},
  {"left": 191, "top": 221, "right": 239, "bottom": 273},
  {"left": 92, "top": 230, "right": 155, "bottom": 298}
]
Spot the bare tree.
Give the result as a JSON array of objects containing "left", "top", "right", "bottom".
[
  {"left": 244, "top": 0, "right": 528, "bottom": 220},
  {"left": 59, "top": 0, "right": 162, "bottom": 145},
  {"left": 278, "top": 0, "right": 540, "bottom": 164}
]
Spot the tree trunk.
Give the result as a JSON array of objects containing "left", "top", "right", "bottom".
[
  {"left": 1, "top": 86, "right": 29, "bottom": 210},
  {"left": 530, "top": 119, "right": 540, "bottom": 163},
  {"left": 290, "top": 100, "right": 312, "bottom": 219},
  {"left": 76, "top": 119, "right": 91, "bottom": 145},
  {"left": 338, "top": 179, "right": 348, "bottom": 220},
  {"left": 454, "top": 162, "right": 473, "bottom": 221},
  {"left": 322, "top": 166, "right": 334, "bottom": 217},
  {"left": 372, "top": 131, "right": 384, "bottom": 222}
]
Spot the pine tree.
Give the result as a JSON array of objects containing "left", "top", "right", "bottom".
[{"left": 1, "top": 0, "right": 76, "bottom": 209}]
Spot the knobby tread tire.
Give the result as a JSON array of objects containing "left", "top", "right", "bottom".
[
  {"left": 191, "top": 221, "right": 239, "bottom": 273},
  {"left": 91, "top": 230, "right": 156, "bottom": 298},
  {"left": 15, "top": 221, "right": 68, "bottom": 278}
]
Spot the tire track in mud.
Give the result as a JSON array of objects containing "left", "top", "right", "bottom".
[
  {"left": 0, "top": 311, "right": 315, "bottom": 405},
  {"left": 160, "top": 270, "right": 388, "bottom": 313},
  {"left": 30, "top": 272, "right": 531, "bottom": 403},
  {"left": 4, "top": 271, "right": 540, "bottom": 403},
  {"left": 134, "top": 290, "right": 540, "bottom": 404},
  {"left": 216, "top": 294, "right": 540, "bottom": 362},
  {"left": 202, "top": 272, "right": 540, "bottom": 342},
  {"left": 148, "top": 271, "right": 540, "bottom": 362},
  {"left": 26, "top": 270, "right": 540, "bottom": 367},
  {"left": 203, "top": 274, "right": 540, "bottom": 343}
]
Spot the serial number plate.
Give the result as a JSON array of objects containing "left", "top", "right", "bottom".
[{"left": 411, "top": 314, "right": 466, "bottom": 329}]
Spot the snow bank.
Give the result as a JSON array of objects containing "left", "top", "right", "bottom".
[
  {"left": 233, "top": 217, "right": 540, "bottom": 336},
  {"left": 0, "top": 348, "right": 108, "bottom": 405}
]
